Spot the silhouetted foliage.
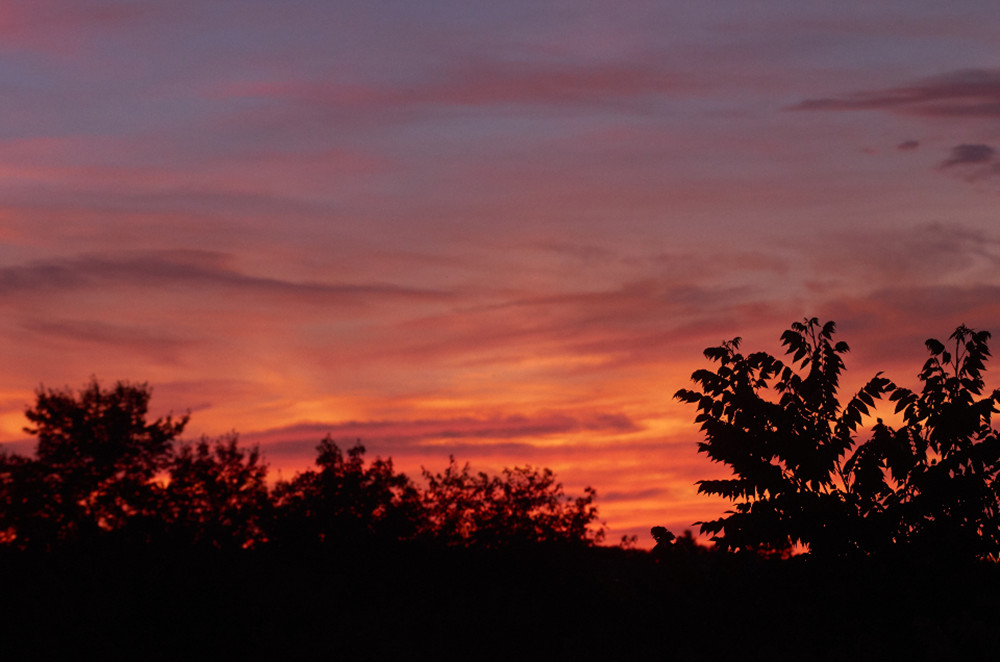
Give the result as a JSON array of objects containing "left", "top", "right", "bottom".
[
  {"left": 0, "top": 380, "right": 606, "bottom": 553},
  {"left": 163, "top": 433, "right": 270, "bottom": 549},
  {"left": 4, "top": 371, "right": 1000, "bottom": 656},
  {"left": 650, "top": 525, "right": 674, "bottom": 546},
  {"left": 421, "top": 457, "right": 605, "bottom": 548},
  {"left": 270, "top": 442, "right": 605, "bottom": 549},
  {"left": 0, "top": 450, "right": 46, "bottom": 546},
  {"left": 852, "top": 324, "right": 1000, "bottom": 559},
  {"left": 270, "top": 438, "right": 425, "bottom": 547},
  {"left": 17, "top": 379, "right": 188, "bottom": 547},
  {"left": 677, "top": 318, "right": 1000, "bottom": 560}
]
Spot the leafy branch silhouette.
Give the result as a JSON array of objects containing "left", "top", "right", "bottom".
[{"left": 676, "top": 318, "right": 1000, "bottom": 560}]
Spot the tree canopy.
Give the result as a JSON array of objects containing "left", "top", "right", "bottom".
[
  {"left": 270, "top": 437, "right": 425, "bottom": 548},
  {"left": 676, "top": 318, "right": 1000, "bottom": 560},
  {"left": 13, "top": 379, "right": 188, "bottom": 546},
  {"left": 420, "top": 457, "right": 604, "bottom": 548},
  {"left": 162, "top": 433, "right": 270, "bottom": 549},
  {"left": 0, "top": 379, "right": 605, "bottom": 552}
]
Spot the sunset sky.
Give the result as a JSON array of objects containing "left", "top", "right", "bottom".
[{"left": 3, "top": 1, "right": 1000, "bottom": 544}]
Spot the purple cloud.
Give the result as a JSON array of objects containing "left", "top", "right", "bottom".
[
  {"left": 0, "top": 250, "right": 451, "bottom": 304},
  {"left": 19, "top": 319, "right": 195, "bottom": 364},
  {"left": 790, "top": 69, "right": 1000, "bottom": 118},
  {"left": 940, "top": 143, "right": 996, "bottom": 168}
]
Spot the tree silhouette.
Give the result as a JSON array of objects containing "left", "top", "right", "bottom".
[
  {"left": 0, "top": 449, "right": 48, "bottom": 547},
  {"left": 675, "top": 319, "right": 874, "bottom": 555},
  {"left": 162, "top": 433, "right": 270, "bottom": 549},
  {"left": 848, "top": 325, "right": 1000, "bottom": 559},
  {"left": 270, "top": 443, "right": 605, "bottom": 549},
  {"left": 1, "top": 380, "right": 607, "bottom": 553},
  {"left": 18, "top": 379, "right": 188, "bottom": 547},
  {"left": 420, "top": 457, "right": 605, "bottom": 548},
  {"left": 677, "top": 318, "right": 1000, "bottom": 560},
  {"left": 270, "top": 438, "right": 425, "bottom": 548}
]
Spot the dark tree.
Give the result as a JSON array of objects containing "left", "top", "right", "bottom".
[
  {"left": 420, "top": 457, "right": 605, "bottom": 548},
  {"left": 675, "top": 319, "right": 882, "bottom": 555},
  {"left": 677, "top": 319, "right": 1000, "bottom": 560},
  {"left": 3, "top": 379, "right": 609, "bottom": 554},
  {"left": 271, "top": 438, "right": 425, "bottom": 547},
  {"left": 270, "top": 442, "right": 605, "bottom": 550},
  {"left": 847, "top": 325, "right": 1000, "bottom": 559},
  {"left": 162, "top": 433, "right": 270, "bottom": 549},
  {"left": 19, "top": 378, "right": 188, "bottom": 546},
  {"left": 0, "top": 449, "right": 48, "bottom": 547}
]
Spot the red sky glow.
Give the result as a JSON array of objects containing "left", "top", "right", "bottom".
[{"left": 3, "top": 1, "right": 1000, "bottom": 545}]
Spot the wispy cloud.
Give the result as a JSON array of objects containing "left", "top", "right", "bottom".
[
  {"left": 787, "top": 221, "right": 1000, "bottom": 295},
  {"left": 247, "top": 411, "right": 641, "bottom": 450},
  {"left": 0, "top": 250, "right": 451, "bottom": 304},
  {"left": 18, "top": 319, "right": 196, "bottom": 364},
  {"left": 411, "top": 60, "right": 686, "bottom": 109},
  {"left": 220, "top": 59, "right": 687, "bottom": 122},
  {"left": 374, "top": 277, "right": 767, "bottom": 376},
  {"left": 790, "top": 69, "right": 1000, "bottom": 118},
  {"left": 0, "top": 3, "right": 156, "bottom": 55},
  {"left": 242, "top": 411, "right": 648, "bottom": 479},
  {"left": 823, "top": 283, "right": 1000, "bottom": 371}
]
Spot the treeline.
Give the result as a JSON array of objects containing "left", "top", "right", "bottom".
[
  {"left": 7, "top": 323, "right": 1000, "bottom": 657},
  {"left": 0, "top": 379, "right": 604, "bottom": 552}
]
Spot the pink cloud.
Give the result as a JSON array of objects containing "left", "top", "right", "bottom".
[
  {"left": 218, "top": 59, "right": 687, "bottom": 115},
  {"left": 412, "top": 60, "right": 688, "bottom": 108},
  {"left": 0, "top": 2, "right": 161, "bottom": 57},
  {"left": 0, "top": 250, "right": 451, "bottom": 305}
]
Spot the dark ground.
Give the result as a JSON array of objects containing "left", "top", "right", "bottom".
[{"left": 1, "top": 544, "right": 998, "bottom": 661}]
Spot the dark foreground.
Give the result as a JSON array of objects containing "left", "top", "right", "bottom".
[{"left": 1, "top": 544, "right": 998, "bottom": 661}]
